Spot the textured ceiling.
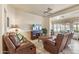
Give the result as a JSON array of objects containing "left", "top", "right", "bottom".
[{"left": 9, "top": 4, "right": 75, "bottom": 17}]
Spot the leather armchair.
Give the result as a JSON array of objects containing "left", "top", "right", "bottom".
[
  {"left": 3, "top": 32, "right": 36, "bottom": 54},
  {"left": 42, "top": 34, "right": 69, "bottom": 54},
  {"left": 65, "top": 33, "right": 74, "bottom": 48}
]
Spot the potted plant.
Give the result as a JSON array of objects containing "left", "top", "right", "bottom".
[
  {"left": 42, "top": 28, "right": 47, "bottom": 36},
  {"left": 51, "top": 29, "right": 54, "bottom": 35}
]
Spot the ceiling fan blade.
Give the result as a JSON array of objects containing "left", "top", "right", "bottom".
[
  {"left": 48, "top": 8, "right": 52, "bottom": 11},
  {"left": 43, "top": 7, "right": 52, "bottom": 14},
  {"left": 44, "top": 11, "right": 48, "bottom": 14}
]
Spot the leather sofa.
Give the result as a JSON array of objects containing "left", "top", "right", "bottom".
[
  {"left": 42, "top": 33, "right": 69, "bottom": 54},
  {"left": 2, "top": 32, "right": 36, "bottom": 54},
  {"left": 65, "top": 33, "right": 74, "bottom": 48}
]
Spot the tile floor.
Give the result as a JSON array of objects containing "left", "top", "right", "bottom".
[{"left": 60, "top": 39, "right": 79, "bottom": 54}]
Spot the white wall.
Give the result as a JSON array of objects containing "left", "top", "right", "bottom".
[
  {"left": 42, "top": 17, "right": 50, "bottom": 36},
  {"left": 15, "top": 10, "right": 44, "bottom": 32},
  {"left": 1, "top": 5, "right": 16, "bottom": 33},
  {"left": 4, "top": 5, "right": 50, "bottom": 34},
  {"left": 0, "top": 5, "right": 2, "bottom": 35},
  {"left": 7, "top": 5, "right": 15, "bottom": 25},
  {"left": 5, "top": 5, "right": 16, "bottom": 32},
  {"left": 6, "top": 6, "right": 51, "bottom": 36},
  {"left": 0, "top": 4, "right": 2, "bottom": 54}
]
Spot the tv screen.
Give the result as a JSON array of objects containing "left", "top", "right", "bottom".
[{"left": 33, "top": 24, "right": 42, "bottom": 31}]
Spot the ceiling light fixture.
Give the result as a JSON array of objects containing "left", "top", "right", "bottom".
[
  {"left": 44, "top": 7, "right": 52, "bottom": 14},
  {"left": 43, "top": 7, "right": 53, "bottom": 16}
]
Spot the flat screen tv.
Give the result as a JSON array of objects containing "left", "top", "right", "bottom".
[
  {"left": 32, "top": 24, "right": 42, "bottom": 31},
  {"left": 32, "top": 24, "right": 42, "bottom": 35}
]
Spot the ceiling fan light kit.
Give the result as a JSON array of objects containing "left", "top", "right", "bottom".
[{"left": 43, "top": 7, "right": 53, "bottom": 16}]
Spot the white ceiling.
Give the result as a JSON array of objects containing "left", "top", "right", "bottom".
[
  {"left": 51, "top": 9, "right": 79, "bottom": 19},
  {"left": 9, "top": 4, "right": 75, "bottom": 17}
]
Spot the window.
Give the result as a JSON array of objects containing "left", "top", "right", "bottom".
[
  {"left": 53, "top": 24, "right": 64, "bottom": 32},
  {"left": 65, "top": 24, "right": 70, "bottom": 31},
  {"left": 78, "top": 25, "right": 79, "bottom": 31},
  {"left": 73, "top": 23, "right": 79, "bottom": 32},
  {"left": 53, "top": 23, "right": 70, "bottom": 33},
  {"left": 54, "top": 24, "right": 57, "bottom": 32},
  {"left": 61, "top": 25, "right": 65, "bottom": 31},
  {"left": 73, "top": 24, "right": 77, "bottom": 31}
]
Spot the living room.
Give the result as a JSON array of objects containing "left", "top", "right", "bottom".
[{"left": 0, "top": 4, "right": 79, "bottom": 54}]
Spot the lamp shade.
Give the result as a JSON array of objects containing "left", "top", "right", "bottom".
[
  {"left": 11, "top": 24, "right": 19, "bottom": 28},
  {"left": 8, "top": 24, "right": 22, "bottom": 33}
]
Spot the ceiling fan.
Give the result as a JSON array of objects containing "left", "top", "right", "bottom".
[
  {"left": 44, "top": 7, "right": 52, "bottom": 14},
  {"left": 43, "top": 7, "right": 53, "bottom": 16}
]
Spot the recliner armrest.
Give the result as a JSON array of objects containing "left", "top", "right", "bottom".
[
  {"left": 43, "top": 39, "right": 56, "bottom": 46},
  {"left": 16, "top": 42, "right": 36, "bottom": 54},
  {"left": 16, "top": 42, "right": 32, "bottom": 50}
]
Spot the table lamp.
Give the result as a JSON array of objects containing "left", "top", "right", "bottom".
[{"left": 10, "top": 24, "right": 19, "bottom": 33}]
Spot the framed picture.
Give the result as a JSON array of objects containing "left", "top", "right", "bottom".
[{"left": 7, "top": 17, "right": 9, "bottom": 27}]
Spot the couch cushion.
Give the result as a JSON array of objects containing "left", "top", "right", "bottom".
[
  {"left": 16, "top": 33, "right": 24, "bottom": 42},
  {"left": 9, "top": 34, "right": 20, "bottom": 47}
]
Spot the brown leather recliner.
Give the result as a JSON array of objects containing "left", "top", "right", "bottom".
[
  {"left": 65, "top": 33, "right": 74, "bottom": 48},
  {"left": 3, "top": 32, "right": 36, "bottom": 54},
  {"left": 42, "top": 33, "right": 69, "bottom": 54}
]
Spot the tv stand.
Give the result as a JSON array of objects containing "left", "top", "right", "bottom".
[{"left": 31, "top": 31, "right": 40, "bottom": 40}]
